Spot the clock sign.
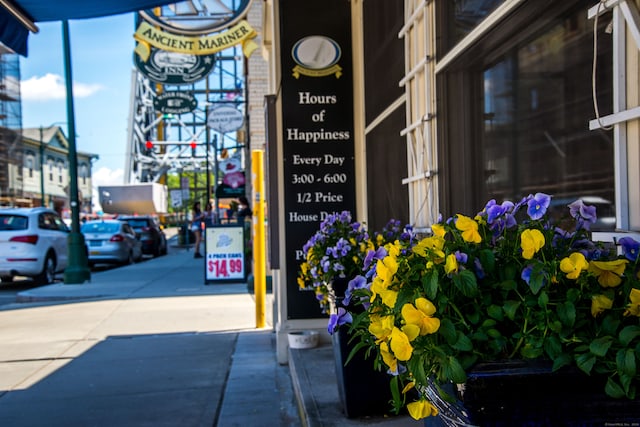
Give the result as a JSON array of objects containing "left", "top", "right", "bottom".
[{"left": 291, "top": 36, "right": 343, "bottom": 79}]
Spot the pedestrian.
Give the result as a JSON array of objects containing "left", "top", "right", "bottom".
[
  {"left": 191, "top": 201, "right": 204, "bottom": 258},
  {"left": 204, "top": 201, "right": 217, "bottom": 226},
  {"left": 237, "top": 196, "right": 252, "bottom": 221}
]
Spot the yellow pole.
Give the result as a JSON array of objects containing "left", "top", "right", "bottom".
[{"left": 252, "top": 150, "right": 266, "bottom": 328}]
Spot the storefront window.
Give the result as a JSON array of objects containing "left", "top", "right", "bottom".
[
  {"left": 440, "top": 0, "right": 507, "bottom": 55},
  {"left": 481, "top": 4, "right": 614, "bottom": 229}
]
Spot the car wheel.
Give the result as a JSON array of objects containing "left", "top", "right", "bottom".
[
  {"left": 160, "top": 238, "right": 168, "bottom": 255},
  {"left": 35, "top": 253, "right": 56, "bottom": 285},
  {"left": 153, "top": 241, "right": 160, "bottom": 257},
  {"left": 125, "top": 250, "right": 134, "bottom": 265}
]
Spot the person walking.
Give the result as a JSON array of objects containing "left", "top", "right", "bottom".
[
  {"left": 191, "top": 201, "right": 204, "bottom": 258},
  {"left": 204, "top": 201, "right": 217, "bottom": 226},
  {"left": 237, "top": 196, "right": 252, "bottom": 221}
]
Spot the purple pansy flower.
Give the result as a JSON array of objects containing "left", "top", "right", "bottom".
[
  {"left": 327, "top": 307, "right": 352, "bottom": 334},
  {"left": 343, "top": 275, "right": 370, "bottom": 306},
  {"left": 619, "top": 237, "right": 640, "bottom": 262},
  {"left": 527, "top": 193, "right": 551, "bottom": 220}
]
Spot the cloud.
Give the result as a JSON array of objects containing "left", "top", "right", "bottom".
[
  {"left": 92, "top": 167, "right": 124, "bottom": 212},
  {"left": 20, "top": 73, "right": 104, "bottom": 101}
]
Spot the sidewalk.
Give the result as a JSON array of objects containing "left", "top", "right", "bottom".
[{"left": 9, "top": 233, "right": 418, "bottom": 426}]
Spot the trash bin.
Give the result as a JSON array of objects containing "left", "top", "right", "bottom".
[{"left": 178, "top": 225, "right": 195, "bottom": 246}]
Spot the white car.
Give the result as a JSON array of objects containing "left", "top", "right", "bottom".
[{"left": 0, "top": 207, "right": 70, "bottom": 284}]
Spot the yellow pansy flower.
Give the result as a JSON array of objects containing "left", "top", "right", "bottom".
[
  {"left": 431, "top": 223, "right": 446, "bottom": 238},
  {"left": 589, "top": 259, "right": 628, "bottom": 288},
  {"left": 368, "top": 314, "right": 395, "bottom": 340},
  {"left": 407, "top": 399, "right": 439, "bottom": 420},
  {"left": 560, "top": 252, "right": 589, "bottom": 280},
  {"left": 380, "top": 288, "right": 399, "bottom": 308},
  {"left": 455, "top": 214, "right": 482, "bottom": 243},
  {"left": 445, "top": 254, "right": 458, "bottom": 275},
  {"left": 520, "top": 229, "right": 545, "bottom": 260},
  {"left": 591, "top": 294, "right": 613, "bottom": 317},
  {"left": 402, "top": 298, "right": 441, "bottom": 336},
  {"left": 389, "top": 327, "right": 413, "bottom": 361},
  {"left": 379, "top": 340, "right": 398, "bottom": 374},
  {"left": 624, "top": 288, "right": 640, "bottom": 317}
]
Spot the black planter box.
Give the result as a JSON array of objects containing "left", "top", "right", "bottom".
[
  {"left": 332, "top": 325, "right": 394, "bottom": 418},
  {"left": 425, "top": 360, "right": 640, "bottom": 426}
]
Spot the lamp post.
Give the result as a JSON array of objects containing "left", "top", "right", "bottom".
[
  {"left": 61, "top": 20, "right": 90, "bottom": 284},
  {"left": 39, "top": 126, "right": 45, "bottom": 207}
]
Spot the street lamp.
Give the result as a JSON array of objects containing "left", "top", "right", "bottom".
[
  {"left": 39, "top": 122, "right": 67, "bottom": 208},
  {"left": 61, "top": 20, "right": 90, "bottom": 284}
]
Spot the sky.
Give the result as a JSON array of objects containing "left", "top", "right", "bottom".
[{"left": 19, "top": 13, "right": 139, "bottom": 210}]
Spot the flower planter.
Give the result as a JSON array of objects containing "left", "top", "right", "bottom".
[
  {"left": 424, "top": 360, "right": 640, "bottom": 426},
  {"left": 332, "top": 324, "right": 394, "bottom": 418}
]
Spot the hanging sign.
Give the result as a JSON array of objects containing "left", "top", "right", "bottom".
[
  {"left": 205, "top": 225, "right": 246, "bottom": 283},
  {"left": 133, "top": 20, "right": 258, "bottom": 61},
  {"left": 207, "top": 105, "right": 245, "bottom": 133},
  {"left": 154, "top": 91, "right": 198, "bottom": 115},
  {"left": 134, "top": 47, "right": 216, "bottom": 85}
]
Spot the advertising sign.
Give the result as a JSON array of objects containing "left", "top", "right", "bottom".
[
  {"left": 205, "top": 225, "right": 246, "bottom": 283},
  {"left": 279, "top": 0, "right": 355, "bottom": 319}
]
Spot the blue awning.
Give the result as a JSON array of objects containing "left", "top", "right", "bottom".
[{"left": 0, "top": 0, "right": 176, "bottom": 56}]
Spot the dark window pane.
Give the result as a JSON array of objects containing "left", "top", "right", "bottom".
[{"left": 482, "top": 5, "right": 614, "bottom": 229}]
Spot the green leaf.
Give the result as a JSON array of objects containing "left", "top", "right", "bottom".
[
  {"left": 557, "top": 301, "right": 576, "bottom": 327},
  {"left": 537, "top": 291, "right": 549, "bottom": 308},
  {"left": 487, "top": 304, "right": 503, "bottom": 320},
  {"left": 551, "top": 353, "right": 572, "bottom": 371},
  {"left": 528, "top": 268, "right": 545, "bottom": 295},
  {"left": 503, "top": 300, "right": 520, "bottom": 321},
  {"left": 521, "top": 343, "right": 543, "bottom": 359},
  {"left": 439, "top": 318, "right": 457, "bottom": 345},
  {"left": 499, "top": 279, "right": 517, "bottom": 291},
  {"left": 544, "top": 335, "right": 562, "bottom": 359},
  {"left": 605, "top": 377, "right": 627, "bottom": 399},
  {"left": 452, "top": 331, "right": 473, "bottom": 351},
  {"left": 617, "top": 348, "right": 637, "bottom": 378},
  {"left": 444, "top": 356, "right": 467, "bottom": 384},
  {"left": 576, "top": 352, "right": 596, "bottom": 374},
  {"left": 620, "top": 325, "right": 640, "bottom": 347},
  {"left": 589, "top": 336, "right": 613, "bottom": 358},
  {"left": 453, "top": 270, "right": 478, "bottom": 297},
  {"left": 423, "top": 269, "right": 439, "bottom": 300},
  {"left": 479, "top": 249, "right": 495, "bottom": 274}
]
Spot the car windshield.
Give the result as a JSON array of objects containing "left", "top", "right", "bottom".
[
  {"left": 0, "top": 214, "right": 28, "bottom": 230},
  {"left": 81, "top": 222, "right": 120, "bottom": 234}
]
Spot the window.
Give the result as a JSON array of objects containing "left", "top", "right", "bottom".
[
  {"left": 437, "top": 1, "right": 614, "bottom": 230},
  {"left": 57, "top": 161, "right": 64, "bottom": 183},
  {"left": 48, "top": 158, "right": 54, "bottom": 181},
  {"left": 25, "top": 155, "right": 34, "bottom": 178}
]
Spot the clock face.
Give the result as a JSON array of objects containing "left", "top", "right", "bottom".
[
  {"left": 139, "top": 0, "right": 254, "bottom": 35},
  {"left": 292, "top": 36, "right": 341, "bottom": 70}
]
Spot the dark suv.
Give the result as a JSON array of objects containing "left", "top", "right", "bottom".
[{"left": 119, "top": 215, "right": 167, "bottom": 257}]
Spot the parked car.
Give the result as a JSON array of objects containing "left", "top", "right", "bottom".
[
  {"left": 81, "top": 220, "right": 142, "bottom": 266},
  {"left": 0, "top": 207, "right": 69, "bottom": 284},
  {"left": 119, "top": 215, "right": 167, "bottom": 257}
]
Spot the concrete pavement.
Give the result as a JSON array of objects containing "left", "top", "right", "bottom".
[{"left": 0, "top": 232, "right": 418, "bottom": 426}]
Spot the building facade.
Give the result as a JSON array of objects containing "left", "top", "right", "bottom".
[
  {"left": 262, "top": 0, "right": 640, "bottom": 360},
  {"left": 20, "top": 126, "right": 97, "bottom": 216}
]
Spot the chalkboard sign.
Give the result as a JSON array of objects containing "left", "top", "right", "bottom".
[{"left": 280, "top": 0, "right": 355, "bottom": 319}]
